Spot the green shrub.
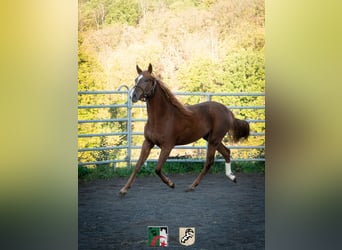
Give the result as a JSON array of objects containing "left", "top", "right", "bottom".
[{"left": 78, "top": 161, "right": 264, "bottom": 179}]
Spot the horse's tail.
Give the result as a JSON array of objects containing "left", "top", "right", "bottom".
[{"left": 231, "top": 118, "right": 250, "bottom": 143}]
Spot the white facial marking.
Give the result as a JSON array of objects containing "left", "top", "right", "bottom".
[
  {"left": 129, "top": 88, "right": 134, "bottom": 100},
  {"left": 136, "top": 74, "right": 143, "bottom": 85},
  {"left": 132, "top": 74, "right": 144, "bottom": 100}
]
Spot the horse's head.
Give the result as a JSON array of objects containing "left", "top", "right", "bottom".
[{"left": 132, "top": 63, "right": 157, "bottom": 102}]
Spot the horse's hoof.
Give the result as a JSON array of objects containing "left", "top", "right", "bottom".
[
  {"left": 119, "top": 188, "right": 127, "bottom": 197},
  {"left": 227, "top": 174, "right": 237, "bottom": 183},
  {"left": 169, "top": 182, "right": 175, "bottom": 189},
  {"left": 186, "top": 186, "right": 195, "bottom": 192}
]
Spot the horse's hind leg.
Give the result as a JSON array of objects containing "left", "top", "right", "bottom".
[
  {"left": 155, "top": 147, "right": 175, "bottom": 188},
  {"left": 202, "top": 136, "right": 237, "bottom": 183},
  {"left": 217, "top": 143, "right": 236, "bottom": 182},
  {"left": 188, "top": 142, "right": 217, "bottom": 191},
  {"left": 119, "top": 139, "right": 154, "bottom": 195}
]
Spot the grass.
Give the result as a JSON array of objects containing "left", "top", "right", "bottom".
[{"left": 78, "top": 160, "right": 265, "bottom": 180}]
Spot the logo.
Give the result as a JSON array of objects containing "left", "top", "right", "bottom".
[
  {"left": 147, "top": 226, "right": 168, "bottom": 247},
  {"left": 179, "top": 227, "right": 195, "bottom": 246}
]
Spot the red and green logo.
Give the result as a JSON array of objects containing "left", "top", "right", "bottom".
[{"left": 147, "top": 226, "right": 168, "bottom": 247}]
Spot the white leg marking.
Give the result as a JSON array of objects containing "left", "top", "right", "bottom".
[{"left": 225, "top": 162, "right": 236, "bottom": 182}]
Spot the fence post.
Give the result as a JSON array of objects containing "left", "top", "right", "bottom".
[
  {"left": 127, "top": 91, "right": 132, "bottom": 168},
  {"left": 118, "top": 85, "right": 132, "bottom": 168}
]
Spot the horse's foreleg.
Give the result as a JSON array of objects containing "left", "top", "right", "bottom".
[
  {"left": 119, "top": 140, "right": 154, "bottom": 195},
  {"left": 217, "top": 143, "right": 236, "bottom": 182},
  {"left": 155, "top": 147, "right": 175, "bottom": 188},
  {"left": 188, "top": 143, "right": 217, "bottom": 191}
]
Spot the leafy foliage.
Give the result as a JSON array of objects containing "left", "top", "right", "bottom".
[
  {"left": 177, "top": 49, "right": 264, "bottom": 93},
  {"left": 78, "top": 0, "right": 264, "bottom": 88},
  {"left": 79, "top": 0, "right": 141, "bottom": 31}
]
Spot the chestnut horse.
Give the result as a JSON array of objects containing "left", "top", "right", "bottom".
[{"left": 119, "top": 64, "right": 249, "bottom": 195}]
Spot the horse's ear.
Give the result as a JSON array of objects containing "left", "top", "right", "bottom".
[
  {"left": 136, "top": 65, "right": 142, "bottom": 74},
  {"left": 148, "top": 63, "right": 153, "bottom": 74}
]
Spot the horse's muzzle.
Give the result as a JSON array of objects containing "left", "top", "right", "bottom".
[
  {"left": 131, "top": 87, "right": 143, "bottom": 103},
  {"left": 132, "top": 92, "right": 139, "bottom": 103}
]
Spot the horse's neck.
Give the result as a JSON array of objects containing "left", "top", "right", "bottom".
[{"left": 146, "top": 84, "right": 173, "bottom": 121}]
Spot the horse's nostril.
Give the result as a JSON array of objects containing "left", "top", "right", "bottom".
[{"left": 132, "top": 92, "right": 138, "bottom": 102}]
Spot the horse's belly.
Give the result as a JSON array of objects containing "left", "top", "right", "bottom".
[
  {"left": 175, "top": 127, "right": 207, "bottom": 145},
  {"left": 175, "top": 137, "right": 200, "bottom": 145}
]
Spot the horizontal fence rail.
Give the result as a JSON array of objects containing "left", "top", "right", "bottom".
[{"left": 78, "top": 85, "right": 265, "bottom": 168}]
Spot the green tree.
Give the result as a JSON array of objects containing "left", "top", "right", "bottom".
[{"left": 105, "top": 0, "right": 142, "bottom": 25}]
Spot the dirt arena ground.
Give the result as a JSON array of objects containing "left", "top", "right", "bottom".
[{"left": 79, "top": 173, "right": 264, "bottom": 249}]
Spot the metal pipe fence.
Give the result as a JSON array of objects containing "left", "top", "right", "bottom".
[{"left": 78, "top": 85, "right": 265, "bottom": 168}]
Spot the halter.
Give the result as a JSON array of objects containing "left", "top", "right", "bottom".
[{"left": 132, "top": 77, "right": 157, "bottom": 102}]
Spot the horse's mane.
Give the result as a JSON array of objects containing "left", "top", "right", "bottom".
[{"left": 156, "top": 79, "right": 193, "bottom": 117}]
